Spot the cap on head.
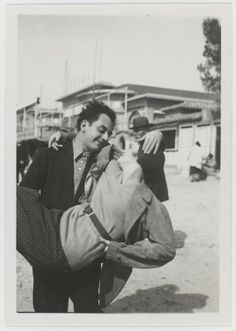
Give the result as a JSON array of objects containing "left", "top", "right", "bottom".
[{"left": 130, "top": 116, "right": 154, "bottom": 131}]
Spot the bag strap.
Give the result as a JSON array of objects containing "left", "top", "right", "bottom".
[{"left": 83, "top": 205, "right": 112, "bottom": 241}]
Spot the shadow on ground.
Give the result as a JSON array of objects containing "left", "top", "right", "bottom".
[
  {"left": 104, "top": 284, "right": 208, "bottom": 313},
  {"left": 174, "top": 230, "right": 187, "bottom": 249}
]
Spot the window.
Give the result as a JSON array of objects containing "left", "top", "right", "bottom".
[{"left": 162, "top": 129, "right": 176, "bottom": 149}]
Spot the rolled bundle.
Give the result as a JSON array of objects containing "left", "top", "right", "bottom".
[{"left": 17, "top": 153, "right": 144, "bottom": 272}]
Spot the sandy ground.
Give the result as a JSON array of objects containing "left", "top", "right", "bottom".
[{"left": 17, "top": 167, "right": 219, "bottom": 313}]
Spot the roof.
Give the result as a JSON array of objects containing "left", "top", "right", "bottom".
[
  {"left": 38, "top": 108, "right": 63, "bottom": 115},
  {"left": 17, "top": 101, "right": 37, "bottom": 112},
  {"left": 153, "top": 112, "right": 202, "bottom": 126},
  {"left": 117, "top": 83, "right": 215, "bottom": 101},
  {"left": 56, "top": 82, "right": 114, "bottom": 102},
  {"left": 160, "top": 100, "right": 218, "bottom": 112},
  {"left": 124, "top": 93, "right": 215, "bottom": 105},
  {"left": 75, "top": 88, "right": 135, "bottom": 101}
]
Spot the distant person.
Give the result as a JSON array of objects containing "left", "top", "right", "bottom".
[
  {"left": 188, "top": 141, "right": 204, "bottom": 182},
  {"left": 204, "top": 153, "right": 216, "bottom": 170},
  {"left": 201, "top": 153, "right": 217, "bottom": 180}
]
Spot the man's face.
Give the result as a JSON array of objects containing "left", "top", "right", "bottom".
[
  {"left": 129, "top": 130, "right": 146, "bottom": 155},
  {"left": 81, "top": 113, "right": 114, "bottom": 152},
  {"left": 133, "top": 130, "right": 145, "bottom": 140}
]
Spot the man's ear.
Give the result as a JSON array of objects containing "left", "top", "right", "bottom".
[{"left": 80, "top": 120, "right": 88, "bottom": 132}]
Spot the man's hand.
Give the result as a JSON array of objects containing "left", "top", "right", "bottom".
[
  {"left": 137, "top": 130, "right": 163, "bottom": 154},
  {"left": 100, "top": 237, "right": 111, "bottom": 253},
  {"left": 48, "top": 131, "right": 63, "bottom": 150}
]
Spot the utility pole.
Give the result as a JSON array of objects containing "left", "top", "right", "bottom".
[
  {"left": 63, "top": 60, "right": 70, "bottom": 95},
  {"left": 124, "top": 86, "right": 128, "bottom": 129},
  {"left": 34, "top": 103, "right": 38, "bottom": 138},
  {"left": 92, "top": 42, "right": 98, "bottom": 100},
  {"left": 22, "top": 107, "right": 26, "bottom": 135},
  {"left": 98, "top": 44, "right": 103, "bottom": 82}
]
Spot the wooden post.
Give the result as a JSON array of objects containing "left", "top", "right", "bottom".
[
  {"left": 34, "top": 105, "right": 38, "bottom": 138},
  {"left": 124, "top": 87, "right": 128, "bottom": 129}
]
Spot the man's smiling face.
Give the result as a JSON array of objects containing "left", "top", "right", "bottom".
[{"left": 81, "top": 113, "right": 114, "bottom": 152}]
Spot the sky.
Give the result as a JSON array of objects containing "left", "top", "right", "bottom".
[{"left": 18, "top": 15, "right": 207, "bottom": 108}]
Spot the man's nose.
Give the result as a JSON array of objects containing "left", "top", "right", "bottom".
[{"left": 102, "top": 132, "right": 109, "bottom": 141}]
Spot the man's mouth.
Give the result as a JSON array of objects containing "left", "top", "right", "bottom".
[{"left": 96, "top": 140, "right": 104, "bottom": 147}]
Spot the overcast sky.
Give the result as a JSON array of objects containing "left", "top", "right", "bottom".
[{"left": 18, "top": 15, "right": 207, "bottom": 108}]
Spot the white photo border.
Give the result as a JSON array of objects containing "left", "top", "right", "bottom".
[{"left": 4, "top": 2, "right": 232, "bottom": 327}]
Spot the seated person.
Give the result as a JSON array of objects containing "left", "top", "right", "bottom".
[{"left": 204, "top": 153, "right": 216, "bottom": 170}]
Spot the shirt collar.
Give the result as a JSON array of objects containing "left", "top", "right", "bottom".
[{"left": 72, "top": 135, "right": 91, "bottom": 161}]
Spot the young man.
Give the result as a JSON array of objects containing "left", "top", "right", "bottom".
[
  {"left": 20, "top": 101, "right": 116, "bottom": 313},
  {"left": 20, "top": 101, "right": 164, "bottom": 312}
]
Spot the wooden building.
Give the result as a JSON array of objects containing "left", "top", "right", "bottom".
[
  {"left": 56, "top": 82, "right": 220, "bottom": 169},
  {"left": 17, "top": 100, "right": 63, "bottom": 142}
]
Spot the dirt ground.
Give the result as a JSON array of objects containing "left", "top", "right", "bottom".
[{"left": 17, "top": 167, "right": 220, "bottom": 313}]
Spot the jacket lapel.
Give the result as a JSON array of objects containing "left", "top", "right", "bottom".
[{"left": 62, "top": 141, "right": 74, "bottom": 202}]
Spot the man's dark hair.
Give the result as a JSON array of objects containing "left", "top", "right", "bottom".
[
  {"left": 196, "top": 141, "right": 201, "bottom": 147},
  {"left": 77, "top": 100, "right": 116, "bottom": 131}
]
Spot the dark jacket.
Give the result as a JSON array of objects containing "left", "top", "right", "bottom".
[
  {"left": 20, "top": 140, "right": 95, "bottom": 210},
  {"left": 137, "top": 142, "right": 169, "bottom": 202}
]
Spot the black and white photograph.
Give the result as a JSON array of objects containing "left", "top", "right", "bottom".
[{"left": 4, "top": 2, "right": 232, "bottom": 327}]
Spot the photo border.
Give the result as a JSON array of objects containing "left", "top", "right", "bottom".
[{"left": 4, "top": 2, "right": 232, "bottom": 327}]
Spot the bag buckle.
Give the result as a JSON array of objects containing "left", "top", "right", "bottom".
[{"left": 83, "top": 205, "right": 94, "bottom": 217}]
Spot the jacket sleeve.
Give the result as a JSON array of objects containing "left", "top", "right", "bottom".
[
  {"left": 20, "top": 148, "right": 48, "bottom": 190},
  {"left": 105, "top": 202, "right": 176, "bottom": 268},
  {"left": 137, "top": 144, "right": 165, "bottom": 173}
]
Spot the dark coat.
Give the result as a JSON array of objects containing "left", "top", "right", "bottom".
[
  {"left": 20, "top": 140, "right": 95, "bottom": 210},
  {"left": 137, "top": 142, "right": 169, "bottom": 202}
]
